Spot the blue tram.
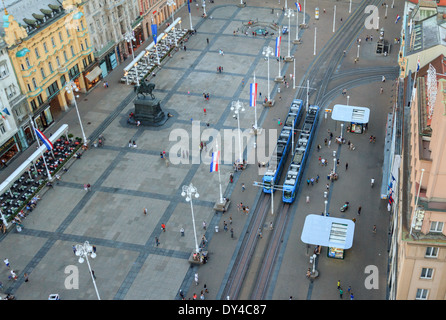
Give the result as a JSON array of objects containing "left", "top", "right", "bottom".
[
  {"left": 262, "top": 99, "right": 304, "bottom": 193},
  {"left": 282, "top": 105, "right": 320, "bottom": 203}
]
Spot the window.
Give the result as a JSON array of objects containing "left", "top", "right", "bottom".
[
  {"left": 0, "top": 122, "right": 5, "bottom": 134},
  {"left": 68, "top": 64, "right": 79, "bottom": 80},
  {"left": 425, "top": 247, "right": 439, "bottom": 258},
  {"left": 0, "top": 64, "right": 8, "bottom": 78},
  {"left": 81, "top": 43, "right": 84, "bottom": 51},
  {"left": 32, "top": 78, "right": 37, "bottom": 89},
  {"left": 66, "top": 27, "right": 70, "bottom": 37},
  {"left": 51, "top": 37, "right": 56, "bottom": 47},
  {"left": 25, "top": 57, "right": 31, "bottom": 68},
  {"left": 63, "top": 51, "right": 68, "bottom": 61},
  {"left": 80, "top": 20, "right": 84, "bottom": 30},
  {"left": 59, "top": 31, "right": 63, "bottom": 43},
  {"left": 27, "top": 83, "right": 32, "bottom": 92},
  {"left": 5, "top": 84, "right": 16, "bottom": 98},
  {"left": 85, "top": 38, "right": 88, "bottom": 49},
  {"left": 56, "top": 56, "right": 61, "bottom": 68},
  {"left": 43, "top": 42, "right": 48, "bottom": 52},
  {"left": 415, "top": 289, "right": 428, "bottom": 300},
  {"left": 430, "top": 221, "right": 444, "bottom": 233},
  {"left": 46, "top": 80, "right": 59, "bottom": 98},
  {"left": 40, "top": 67, "right": 46, "bottom": 79},
  {"left": 30, "top": 99, "right": 37, "bottom": 111},
  {"left": 35, "top": 48, "right": 40, "bottom": 59},
  {"left": 89, "top": 23, "right": 95, "bottom": 34},
  {"left": 420, "top": 268, "right": 433, "bottom": 279},
  {"left": 60, "top": 75, "right": 66, "bottom": 87},
  {"left": 70, "top": 46, "right": 75, "bottom": 57},
  {"left": 48, "top": 62, "right": 53, "bottom": 73},
  {"left": 37, "top": 94, "right": 43, "bottom": 106}
]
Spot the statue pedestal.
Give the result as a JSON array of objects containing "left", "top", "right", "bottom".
[{"left": 128, "top": 97, "right": 168, "bottom": 126}]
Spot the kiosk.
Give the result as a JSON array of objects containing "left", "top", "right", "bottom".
[
  {"left": 301, "top": 214, "right": 355, "bottom": 260},
  {"left": 331, "top": 104, "right": 370, "bottom": 134}
]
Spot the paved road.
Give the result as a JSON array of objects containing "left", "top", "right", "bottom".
[{"left": 0, "top": 0, "right": 403, "bottom": 300}]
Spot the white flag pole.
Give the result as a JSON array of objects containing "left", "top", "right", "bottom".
[
  {"left": 29, "top": 116, "right": 52, "bottom": 181},
  {"left": 216, "top": 141, "right": 223, "bottom": 204},
  {"left": 253, "top": 72, "right": 258, "bottom": 129}
]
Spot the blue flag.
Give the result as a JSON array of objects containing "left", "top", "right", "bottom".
[{"left": 151, "top": 24, "right": 158, "bottom": 44}]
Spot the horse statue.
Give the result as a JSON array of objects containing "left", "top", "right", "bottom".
[{"left": 134, "top": 81, "right": 156, "bottom": 99}]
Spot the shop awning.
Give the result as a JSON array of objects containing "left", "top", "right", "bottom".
[
  {"left": 85, "top": 66, "right": 102, "bottom": 82},
  {"left": 331, "top": 104, "right": 370, "bottom": 124},
  {"left": 0, "top": 124, "right": 69, "bottom": 195},
  {"left": 301, "top": 214, "right": 355, "bottom": 249}
]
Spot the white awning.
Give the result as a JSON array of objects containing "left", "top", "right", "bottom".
[
  {"left": 85, "top": 66, "right": 102, "bottom": 82},
  {"left": 331, "top": 104, "right": 370, "bottom": 124},
  {"left": 301, "top": 214, "right": 355, "bottom": 249},
  {"left": 0, "top": 124, "right": 69, "bottom": 195}
]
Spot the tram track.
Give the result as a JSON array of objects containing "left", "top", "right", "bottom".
[{"left": 219, "top": 0, "right": 386, "bottom": 300}]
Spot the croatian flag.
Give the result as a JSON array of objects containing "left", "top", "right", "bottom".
[
  {"left": 275, "top": 36, "right": 281, "bottom": 57},
  {"left": 249, "top": 82, "right": 257, "bottom": 107},
  {"left": 210, "top": 151, "right": 220, "bottom": 172},
  {"left": 395, "top": 15, "right": 401, "bottom": 24},
  {"left": 416, "top": 55, "right": 420, "bottom": 72},
  {"left": 295, "top": 2, "right": 301, "bottom": 12},
  {"left": 34, "top": 128, "right": 53, "bottom": 151}
]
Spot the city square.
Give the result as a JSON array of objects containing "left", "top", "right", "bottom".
[{"left": 0, "top": 0, "right": 429, "bottom": 302}]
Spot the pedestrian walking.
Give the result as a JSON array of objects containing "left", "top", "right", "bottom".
[
  {"left": 203, "top": 108, "right": 206, "bottom": 116},
  {"left": 91, "top": 270, "right": 96, "bottom": 280},
  {"left": 337, "top": 280, "right": 341, "bottom": 289},
  {"left": 230, "top": 228, "right": 234, "bottom": 238},
  {"left": 350, "top": 293, "right": 354, "bottom": 300},
  {"left": 179, "top": 289, "right": 185, "bottom": 299},
  {"left": 87, "top": 183, "right": 91, "bottom": 191},
  {"left": 241, "top": 183, "right": 245, "bottom": 192},
  {"left": 3, "top": 258, "right": 9, "bottom": 268},
  {"left": 155, "top": 236, "right": 160, "bottom": 246},
  {"left": 380, "top": 87, "right": 383, "bottom": 94},
  {"left": 72, "top": 245, "right": 77, "bottom": 255},
  {"left": 206, "top": 38, "right": 209, "bottom": 44},
  {"left": 180, "top": 227, "right": 185, "bottom": 236},
  {"left": 258, "top": 227, "right": 263, "bottom": 238},
  {"left": 204, "top": 283, "right": 209, "bottom": 294},
  {"left": 161, "top": 223, "right": 166, "bottom": 232},
  {"left": 345, "top": 162, "right": 348, "bottom": 170},
  {"left": 339, "top": 288, "right": 343, "bottom": 299},
  {"left": 202, "top": 221, "right": 207, "bottom": 230},
  {"left": 357, "top": 206, "right": 362, "bottom": 215},
  {"left": 270, "top": 221, "right": 273, "bottom": 230},
  {"left": 347, "top": 286, "right": 351, "bottom": 293},
  {"left": 143, "top": 207, "right": 147, "bottom": 216},
  {"left": 373, "top": 225, "right": 377, "bottom": 233}
]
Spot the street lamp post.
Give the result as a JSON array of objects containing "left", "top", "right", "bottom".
[
  {"left": 262, "top": 46, "right": 273, "bottom": 103},
  {"left": 65, "top": 82, "right": 87, "bottom": 146},
  {"left": 231, "top": 100, "right": 245, "bottom": 164},
  {"left": 284, "top": 9, "right": 294, "bottom": 60},
  {"left": 181, "top": 183, "right": 200, "bottom": 255},
  {"left": 75, "top": 241, "right": 100, "bottom": 300},
  {"left": 167, "top": 0, "right": 178, "bottom": 46},
  {"left": 124, "top": 31, "right": 139, "bottom": 85}
]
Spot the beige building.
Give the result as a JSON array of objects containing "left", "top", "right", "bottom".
[{"left": 396, "top": 53, "right": 446, "bottom": 300}]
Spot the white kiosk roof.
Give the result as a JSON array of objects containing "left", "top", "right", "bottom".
[
  {"left": 331, "top": 104, "right": 370, "bottom": 124},
  {"left": 301, "top": 214, "right": 355, "bottom": 249}
]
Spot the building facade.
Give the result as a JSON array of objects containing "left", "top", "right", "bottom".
[
  {"left": 0, "top": 39, "right": 29, "bottom": 167},
  {"left": 2, "top": 0, "right": 94, "bottom": 131},
  {"left": 387, "top": 0, "right": 446, "bottom": 300}
]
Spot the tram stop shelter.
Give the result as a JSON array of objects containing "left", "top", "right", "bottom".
[
  {"left": 331, "top": 104, "right": 370, "bottom": 134},
  {"left": 301, "top": 214, "right": 355, "bottom": 259}
]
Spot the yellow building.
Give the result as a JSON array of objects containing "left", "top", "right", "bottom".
[{"left": 2, "top": 0, "right": 94, "bottom": 131}]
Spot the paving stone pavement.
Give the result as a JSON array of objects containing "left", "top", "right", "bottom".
[{"left": 0, "top": 0, "right": 403, "bottom": 300}]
